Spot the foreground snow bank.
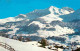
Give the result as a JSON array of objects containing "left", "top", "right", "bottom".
[
  {"left": 0, "top": 46, "right": 9, "bottom": 51},
  {"left": 0, "top": 36, "right": 53, "bottom": 51}
]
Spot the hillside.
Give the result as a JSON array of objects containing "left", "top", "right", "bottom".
[{"left": 0, "top": 36, "right": 53, "bottom": 51}]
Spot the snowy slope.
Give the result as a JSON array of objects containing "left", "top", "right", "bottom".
[
  {"left": 37, "top": 25, "right": 74, "bottom": 37},
  {"left": 0, "top": 36, "right": 53, "bottom": 51},
  {"left": 0, "top": 47, "right": 9, "bottom": 51},
  {"left": 0, "top": 14, "right": 28, "bottom": 24},
  {"left": 60, "top": 9, "right": 80, "bottom": 22}
]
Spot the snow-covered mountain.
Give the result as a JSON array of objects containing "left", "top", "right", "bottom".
[
  {"left": 60, "top": 9, "right": 80, "bottom": 22},
  {"left": 0, "top": 14, "right": 28, "bottom": 23},
  {"left": 0, "top": 6, "right": 74, "bottom": 24},
  {"left": 0, "top": 6, "right": 80, "bottom": 45}
]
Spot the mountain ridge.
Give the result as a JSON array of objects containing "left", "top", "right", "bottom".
[{"left": 0, "top": 6, "right": 74, "bottom": 23}]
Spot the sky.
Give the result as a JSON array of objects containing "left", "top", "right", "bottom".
[{"left": 0, "top": 0, "right": 80, "bottom": 19}]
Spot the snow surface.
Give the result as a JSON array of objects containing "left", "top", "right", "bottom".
[
  {"left": 37, "top": 25, "right": 74, "bottom": 37},
  {"left": 0, "top": 27, "right": 6, "bottom": 30},
  {"left": 0, "top": 36, "right": 53, "bottom": 51},
  {"left": 28, "top": 21, "right": 46, "bottom": 28},
  {"left": 0, "top": 46, "right": 9, "bottom": 51},
  {"left": 0, "top": 14, "right": 27, "bottom": 24}
]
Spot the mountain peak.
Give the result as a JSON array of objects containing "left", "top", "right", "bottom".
[
  {"left": 16, "top": 14, "right": 27, "bottom": 18},
  {"left": 49, "top": 6, "right": 58, "bottom": 8},
  {"left": 49, "top": 6, "right": 59, "bottom": 14},
  {"left": 62, "top": 7, "right": 74, "bottom": 12}
]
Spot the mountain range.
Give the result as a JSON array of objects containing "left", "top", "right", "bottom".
[{"left": 0, "top": 6, "right": 80, "bottom": 45}]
